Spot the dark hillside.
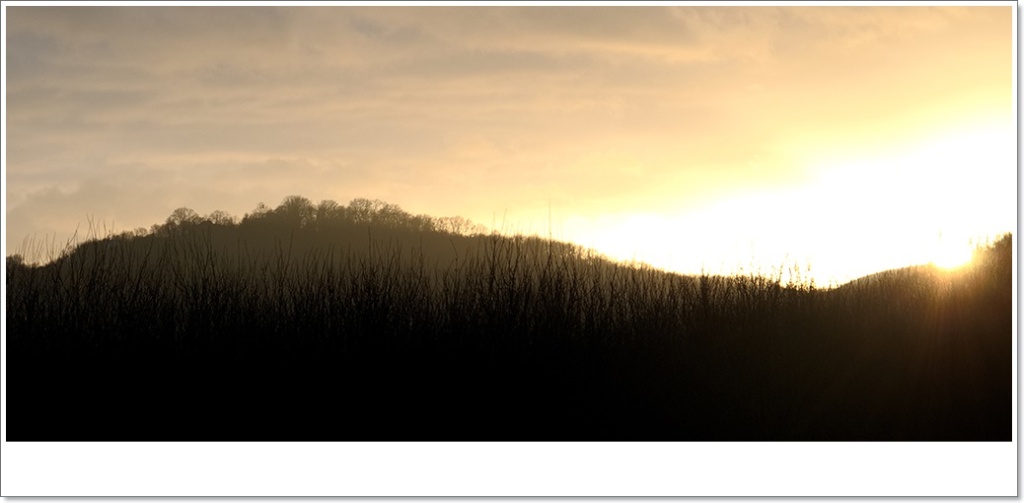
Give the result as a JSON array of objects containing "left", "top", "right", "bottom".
[{"left": 6, "top": 197, "right": 1012, "bottom": 441}]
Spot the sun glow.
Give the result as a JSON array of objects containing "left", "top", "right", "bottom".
[
  {"left": 930, "top": 240, "right": 976, "bottom": 270},
  {"left": 562, "top": 119, "right": 1013, "bottom": 287}
]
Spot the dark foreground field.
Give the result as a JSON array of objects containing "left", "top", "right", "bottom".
[{"left": 5, "top": 198, "right": 1013, "bottom": 441}]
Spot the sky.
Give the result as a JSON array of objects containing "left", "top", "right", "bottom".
[{"left": 3, "top": 3, "right": 1016, "bottom": 285}]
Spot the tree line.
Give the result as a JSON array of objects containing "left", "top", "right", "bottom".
[{"left": 159, "top": 195, "right": 489, "bottom": 237}]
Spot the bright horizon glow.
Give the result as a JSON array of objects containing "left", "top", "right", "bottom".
[
  {"left": 8, "top": 116, "right": 1012, "bottom": 288},
  {"left": 10, "top": 118, "right": 1012, "bottom": 287},
  {"left": 555, "top": 117, "right": 1014, "bottom": 287}
]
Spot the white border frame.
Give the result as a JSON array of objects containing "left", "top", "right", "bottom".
[{"left": 1, "top": 0, "right": 1018, "bottom": 497}]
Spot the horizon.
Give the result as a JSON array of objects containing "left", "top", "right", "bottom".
[
  {"left": 6, "top": 194, "right": 1012, "bottom": 293},
  {"left": 4, "top": 3, "right": 1016, "bottom": 286}
]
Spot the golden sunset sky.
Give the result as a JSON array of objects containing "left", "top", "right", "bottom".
[{"left": 3, "top": 3, "right": 1016, "bottom": 285}]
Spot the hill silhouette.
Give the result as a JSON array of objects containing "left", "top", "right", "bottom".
[{"left": 6, "top": 196, "right": 1012, "bottom": 440}]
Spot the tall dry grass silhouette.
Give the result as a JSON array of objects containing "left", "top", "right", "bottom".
[{"left": 6, "top": 197, "right": 1012, "bottom": 440}]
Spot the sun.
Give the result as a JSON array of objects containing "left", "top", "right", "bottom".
[{"left": 929, "top": 240, "right": 975, "bottom": 270}]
